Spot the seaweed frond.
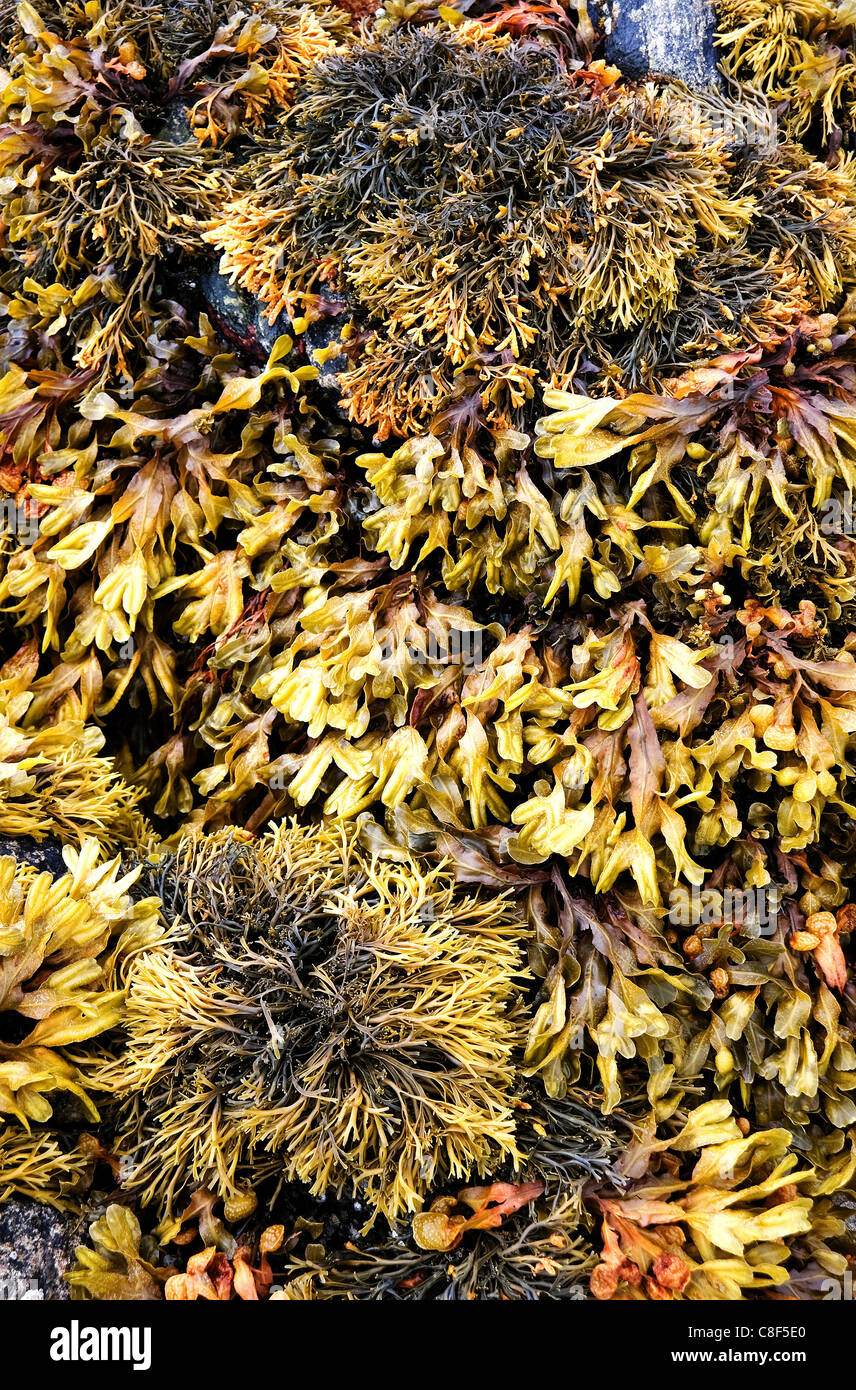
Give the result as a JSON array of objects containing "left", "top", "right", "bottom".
[
  {"left": 99, "top": 822, "right": 529, "bottom": 1222},
  {"left": 0, "top": 838, "right": 161, "bottom": 1134}
]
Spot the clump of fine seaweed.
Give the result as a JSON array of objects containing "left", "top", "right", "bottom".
[
  {"left": 96, "top": 822, "right": 529, "bottom": 1222},
  {"left": 0, "top": 4, "right": 221, "bottom": 378},
  {"left": 515, "top": 1091, "right": 625, "bottom": 1190},
  {"left": 277, "top": 1184, "right": 597, "bottom": 1299},
  {"left": 0, "top": 1127, "right": 93, "bottom": 1208},
  {"left": 206, "top": 24, "right": 856, "bottom": 435},
  {"left": 716, "top": 0, "right": 856, "bottom": 149}
]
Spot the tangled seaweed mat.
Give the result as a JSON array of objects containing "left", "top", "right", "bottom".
[{"left": 2, "top": 0, "right": 856, "bottom": 1301}]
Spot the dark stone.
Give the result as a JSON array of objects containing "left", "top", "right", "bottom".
[
  {"left": 158, "top": 100, "right": 195, "bottom": 145},
  {"left": 0, "top": 835, "right": 66, "bottom": 876},
  {"left": 198, "top": 265, "right": 354, "bottom": 419},
  {"left": 199, "top": 264, "right": 294, "bottom": 361},
  {"left": 0, "top": 1199, "right": 84, "bottom": 1301},
  {"left": 604, "top": 0, "right": 720, "bottom": 87},
  {"left": 303, "top": 294, "right": 352, "bottom": 406}
]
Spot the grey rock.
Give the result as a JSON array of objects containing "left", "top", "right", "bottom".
[
  {"left": 604, "top": 0, "right": 720, "bottom": 87},
  {"left": 0, "top": 1199, "right": 84, "bottom": 1302},
  {"left": 158, "top": 101, "right": 194, "bottom": 145}
]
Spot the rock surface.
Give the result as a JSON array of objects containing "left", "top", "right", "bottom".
[
  {"left": 0, "top": 1199, "right": 83, "bottom": 1301},
  {"left": 199, "top": 264, "right": 294, "bottom": 360},
  {"left": 604, "top": 0, "right": 719, "bottom": 87},
  {"left": 0, "top": 834, "right": 66, "bottom": 876}
]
